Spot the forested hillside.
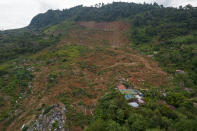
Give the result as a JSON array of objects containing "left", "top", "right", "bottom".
[
  {"left": 131, "top": 4, "right": 197, "bottom": 87},
  {"left": 29, "top": 2, "right": 156, "bottom": 28},
  {"left": 0, "top": 2, "right": 197, "bottom": 131},
  {"left": 0, "top": 29, "right": 59, "bottom": 64}
]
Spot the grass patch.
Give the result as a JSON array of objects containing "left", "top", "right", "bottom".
[
  {"left": 57, "top": 92, "right": 72, "bottom": 106},
  {"left": 37, "top": 45, "right": 90, "bottom": 64},
  {"left": 44, "top": 21, "right": 75, "bottom": 36}
]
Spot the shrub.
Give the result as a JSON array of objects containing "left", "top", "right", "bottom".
[
  {"left": 166, "top": 92, "right": 185, "bottom": 107},
  {"left": 85, "top": 119, "right": 107, "bottom": 131},
  {"left": 43, "top": 105, "right": 54, "bottom": 115}
]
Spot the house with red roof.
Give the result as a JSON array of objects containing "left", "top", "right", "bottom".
[{"left": 117, "top": 84, "right": 126, "bottom": 90}]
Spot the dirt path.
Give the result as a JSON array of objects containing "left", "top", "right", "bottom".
[{"left": 104, "top": 62, "right": 140, "bottom": 69}]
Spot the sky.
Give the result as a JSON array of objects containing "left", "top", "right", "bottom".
[{"left": 0, "top": 0, "right": 197, "bottom": 30}]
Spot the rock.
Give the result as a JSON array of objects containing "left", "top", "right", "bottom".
[{"left": 27, "top": 104, "right": 67, "bottom": 131}]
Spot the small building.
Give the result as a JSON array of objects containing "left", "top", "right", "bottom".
[
  {"left": 117, "top": 84, "right": 126, "bottom": 90},
  {"left": 128, "top": 102, "right": 139, "bottom": 108},
  {"left": 125, "top": 94, "right": 133, "bottom": 100},
  {"left": 116, "top": 83, "right": 145, "bottom": 106},
  {"left": 138, "top": 99, "right": 145, "bottom": 104},
  {"left": 119, "top": 89, "right": 137, "bottom": 95},
  {"left": 136, "top": 95, "right": 142, "bottom": 99}
]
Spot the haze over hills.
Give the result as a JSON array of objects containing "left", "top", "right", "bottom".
[{"left": 0, "top": 2, "right": 197, "bottom": 131}]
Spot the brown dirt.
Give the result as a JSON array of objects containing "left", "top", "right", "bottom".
[
  {"left": 61, "top": 21, "right": 130, "bottom": 47},
  {"left": 5, "top": 21, "right": 171, "bottom": 131}
]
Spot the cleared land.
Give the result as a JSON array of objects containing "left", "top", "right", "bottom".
[{"left": 5, "top": 21, "right": 170, "bottom": 131}]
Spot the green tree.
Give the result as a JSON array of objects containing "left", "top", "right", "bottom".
[{"left": 166, "top": 92, "right": 185, "bottom": 107}]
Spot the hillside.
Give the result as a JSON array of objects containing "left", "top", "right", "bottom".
[{"left": 0, "top": 2, "right": 197, "bottom": 131}]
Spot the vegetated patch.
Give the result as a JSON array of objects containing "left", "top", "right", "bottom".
[
  {"left": 44, "top": 20, "right": 75, "bottom": 36},
  {"left": 57, "top": 91, "right": 72, "bottom": 106},
  {"left": 37, "top": 44, "right": 90, "bottom": 63},
  {"left": 43, "top": 105, "right": 54, "bottom": 115},
  {"left": 0, "top": 64, "right": 33, "bottom": 123}
]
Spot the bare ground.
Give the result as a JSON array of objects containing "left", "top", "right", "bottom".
[{"left": 5, "top": 21, "right": 171, "bottom": 131}]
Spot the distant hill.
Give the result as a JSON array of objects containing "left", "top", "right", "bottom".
[{"left": 29, "top": 2, "right": 158, "bottom": 28}]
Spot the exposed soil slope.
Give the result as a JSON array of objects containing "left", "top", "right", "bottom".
[
  {"left": 65, "top": 21, "right": 130, "bottom": 47},
  {"left": 6, "top": 21, "right": 170, "bottom": 131}
]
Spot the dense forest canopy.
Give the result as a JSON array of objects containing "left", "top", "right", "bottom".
[
  {"left": 29, "top": 2, "right": 197, "bottom": 29},
  {"left": 28, "top": 2, "right": 160, "bottom": 28}
]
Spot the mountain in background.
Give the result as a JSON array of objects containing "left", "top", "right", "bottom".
[{"left": 0, "top": 2, "right": 197, "bottom": 131}]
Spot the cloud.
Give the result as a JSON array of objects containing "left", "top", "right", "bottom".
[
  {"left": 0, "top": 0, "right": 38, "bottom": 29},
  {"left": 153, "top": 0, "right": 197, "bottom": 7},
  {"left": 155, "top": 0, "right": 172, "bottom": 6}
]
